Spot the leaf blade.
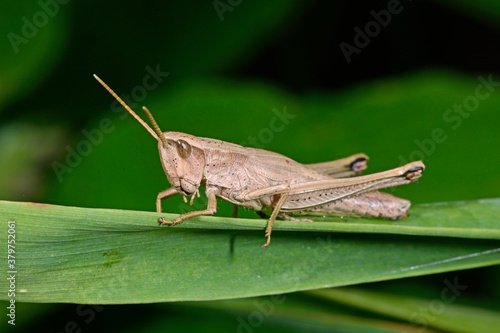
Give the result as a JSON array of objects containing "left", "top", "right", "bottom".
[{"left": 1, "top": 199, "right": 499, "bottom": 304}]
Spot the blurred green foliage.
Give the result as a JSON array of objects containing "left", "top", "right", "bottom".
[{"left": 0, "top": 0, "right": 499, "bottom": 332}]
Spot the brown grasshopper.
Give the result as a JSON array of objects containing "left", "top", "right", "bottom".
[{"left": 94, "top": 75, "right": 425, "bottom": 248}]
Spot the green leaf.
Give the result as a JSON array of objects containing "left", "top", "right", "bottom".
[
  {"left": 0, "top": 199, "right": 499, "bottom": 304},
  {"left": 307, "top": 288, "right": 500, "bottom": 333},
  {"left": 164, "top": 295, "right": 436, "bottom": 333}
]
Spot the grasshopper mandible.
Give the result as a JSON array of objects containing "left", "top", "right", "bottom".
[{"left": 94, "top": 75, "right": 425, "bottom": 248}]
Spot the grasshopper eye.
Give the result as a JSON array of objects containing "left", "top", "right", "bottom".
[{"left": 177, "top": 140, "right": 192, "bottom": 159}]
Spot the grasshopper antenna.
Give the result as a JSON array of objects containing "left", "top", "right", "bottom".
[
  {"left": 93, "top": 74, "right": 169, "bottom": 148},
  {"left": 142, "top": 106, "right": 170, "bottom": 149}
]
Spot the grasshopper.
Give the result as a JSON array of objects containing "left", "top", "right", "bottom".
[{"left": 94, "top": 75, "right": 425, "bottom": 248}]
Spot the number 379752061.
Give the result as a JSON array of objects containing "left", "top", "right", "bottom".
[{"left": 94, "top": 75, "right": 424, "bottom": 248}]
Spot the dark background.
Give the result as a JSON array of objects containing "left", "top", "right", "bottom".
[{"left": 1, "top": 0, "right": 499, "bottom": 332}]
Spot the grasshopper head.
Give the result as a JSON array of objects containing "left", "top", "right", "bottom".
[
  {"left": 157, "top": 132, "right": 205, "bottom": 196},
  {"left": 132, "top": 105, "right": 205, "bottom": 196},
  {"left": 93, "top": 75, "right": 205, "bottom": 197}
]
